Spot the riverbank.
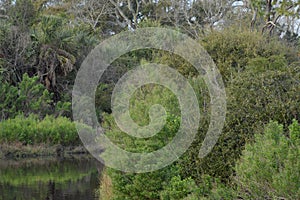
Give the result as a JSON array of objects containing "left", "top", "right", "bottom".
[{"left": 0, "top": 142, "right": 89, "bottom": 159}]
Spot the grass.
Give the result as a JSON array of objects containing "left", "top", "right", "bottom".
[{"left": 0, "top": 114, "right": 80, "bottom": 145}]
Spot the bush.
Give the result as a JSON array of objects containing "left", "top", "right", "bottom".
[
  {"left": 235, "top": 120, "right": 300, "bottom": 199},
  {"left": 159, "top": 175, "right": 200, "bottom": 200},
  {"left": 106, "top": 165, "right": 180, "bottom": 200},
  {"left": 180, "top": 39, "right": 299, "bottom": 182},
  {"left": 0, "top": 114, "right": 79, "bottom": 145},
  {"left": 100, "top": 83, "right": 186, "bottom": 199},
  {"left": 0, "top": 73, "right": 71, "bottom": 120},
  {"left": 200, "top": 27, "right": 298, "bottom": 83}
]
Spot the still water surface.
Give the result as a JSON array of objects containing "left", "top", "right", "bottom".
[{"left": 0, "top": 156, "right": 101, "bottom": 200}]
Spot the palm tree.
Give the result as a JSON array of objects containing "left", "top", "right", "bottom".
[{"left": 32, "top": 15, "right": 76, "bottom": 98}]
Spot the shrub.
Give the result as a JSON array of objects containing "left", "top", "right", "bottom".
[
  {"left": 159, "top": 175, "right": 200, "bottom": 200},
  {"left": 235, "top": 120, "right": 300, "bottom": 199},
  {"left": 180, "top": 50, "right": 299, "bottom": 183},
  {"left": 200, "top": 27, "right": 298, "bottom": 83},
  {"left": 100, "top": 62, "right": 299, "bottom": 199},
  {"left": 106, "top": 165, "right": 181, "bottom": 200},
  {"left": 0, "top": 73, "right": 71, "bottom": 120},
  {"left": 100, "top": 83, "right": 185, "bottom": 199}
]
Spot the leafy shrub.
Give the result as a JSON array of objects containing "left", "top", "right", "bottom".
[
  {"left": 100, "top": 62, "right": 299, "bottom": 199},
  {"left": 180, "top": 44, "right": 299, "bottom": 183},
  {"left": 0, "top": 114, "right": 79, "bottom": 145},
  {"left": 159, "top": 174, "right": 236, "bottom": 200},
  {"left": 235, "top": 120, "right": 300, "bottom": 199},
  {"left": 200, "top": 27, "right": 298, "bottom": 83},
  {"left": 107, "top": 165, "right": 180, "bottom": 200},
  {"left": 0, "top": 73, "right": 71, "bottom": 120},
  {"left": 160, "top": 175, "right": 199, "bottom": 200},
  {"left": 100, "top": 83, "right": 185, "bottom": 199}
]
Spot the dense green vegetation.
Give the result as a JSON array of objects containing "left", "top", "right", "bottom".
[
  {"left": 101, "top": 119, "right": 300, "bottom": 199},
  {"left": 0, "top": 114, "right": 79, "bottom": 145},
  {"left": 0, "top": 0, "right": 299, "bottom": 199},
  {"left": 0, "top": 73, "right": 71, "bottom": 120}
]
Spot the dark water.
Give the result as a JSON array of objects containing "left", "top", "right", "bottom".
[{"left": 0, "top": 156, "right": 101, "bottom": 200}]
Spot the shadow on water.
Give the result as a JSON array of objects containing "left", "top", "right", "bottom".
[{"left": 0, "top": 156, "right": 102, "bottom": 200}]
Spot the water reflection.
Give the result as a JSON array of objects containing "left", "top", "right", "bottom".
[{"left": 0, "top": 156, "right": 101, "bottom": 200}]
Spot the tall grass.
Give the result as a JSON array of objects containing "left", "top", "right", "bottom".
[{"left": 0, "top": 114, "right": 79, "bottom": 145}]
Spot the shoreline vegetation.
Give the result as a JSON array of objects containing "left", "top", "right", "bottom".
[
  {"left": 0, "top": 142, "right": 89, "bottom": 159},
  {"left": 0, "top": 114, "right": 90, "bottom": 159}
]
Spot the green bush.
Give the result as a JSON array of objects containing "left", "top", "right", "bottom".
[
  {"left": 160, "top": 175, "right": 200, "bottom": 200},
  {"left": 235, "top": 120, "right": 300, "bottom": 199},
  {"left": 107, "top": 165, "right": 181, "bottom": 200},
  {"left": 180, "top": 39, "right": 300, "bottom": 182},
  {"left": 0, "top": 73, "right": 51, "bottom": 120},
  {"left": 0, "top": 114, "right": 79, "bottom": 145},
  {"left": 159, "top": 174, "right": 236, "bottom": 200},
  {"left": 200, "top": 27, "right": 298, "bottom": 83},
  {"left": 0, "top": 73, "right": 71, "bottom": 120},
  {"left": 101, "top": 83, "right": 184, "bottom": 199}
]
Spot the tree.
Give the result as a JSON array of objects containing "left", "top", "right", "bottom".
[
  {"left": 197, "top": 0, "right": 236, "bottom": 28},
  {"left": 32, "top": 15, "right": 76, "bottom": 99},
  {"left": 70, "top": 0, "right": 112, "bottom": 32},
  {"left": 247, "top": 0, "right": 300, "bottom": 35},
  {"left": 105, "top": 0, "right": 235, "bottom": 36},
  {"left": 0, "top": 0, "right": 37, "bottom": 84}
]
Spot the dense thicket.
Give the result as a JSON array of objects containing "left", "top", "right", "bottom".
[{"left": 182, "top": 29, "right": 300, "bottom": 182}]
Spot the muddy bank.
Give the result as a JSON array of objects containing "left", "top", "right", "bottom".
[{"left": 0, "top": 143, "right": 90, "bottom": 159}]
